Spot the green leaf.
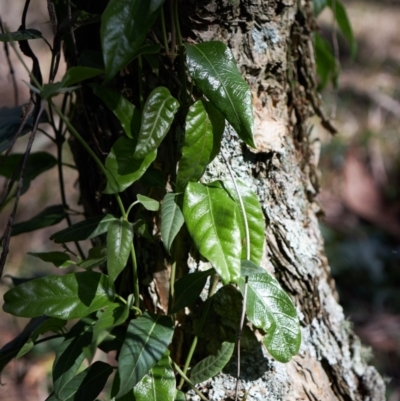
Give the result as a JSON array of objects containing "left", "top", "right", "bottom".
[
  {"left": 191, "top": 341, "right": 235, "bottom": 384},
  {"left": 134, "top": 87, "right": 179, "bottom": 159},
  {"left": 11, "top": 205, "right": 66, "bottom": 236},
  {"left": 313, "top": 0, "right": 327, "bottom": 15},
  {"left": 0, "top": 29, "right": 42, "bottom": 42},
  {"left": 0, "top": 152, "right": 56, "bottom": 194},
  {"left": 224, "top": 179, "right": 265, "bottom": 265},
  {"left": 51, "top": 214, "right": 116, "bottom": 243},
  {"left": 176, "top": 100, "right": 224, "bottom": 191},
  {"left": 104, "top": 137, "right": 157, "bottom": 194},
  {"left": 28, "top": 251, "right": 74, "bottom": 268},
  {"left": 241, "top": 260, "right": 266, "bottom": 276},
  {"left": 78, "top": 246, "right": 108, "bottom": 270},
  {"left": 186, "top": 42, "right": 254, "bottom": 147},
  {"left": 133, "top": 351, "right": 176, "bottom": 401},
  {"left": 183, "top": 181, "right": 241, "bottom": 284},
  {"left": 314, "top": 33, "right": 337, "bottom": 88},
  {"left": 137, "top": 194, "right": 159, "bottom": 211},
  {"left": 238, "top": 273, "right": 301, "bottom": 363},
  {"left": 160, "top": 193, "right": 184, "bottom": 254},
  {"left": 107, "top": 219, "right": 133, "bottom": 282},
  {"left": 3, "top": 272, "right": 115, "bottom": 320},
  {"left": 101, "top": 0, "right": 165, "bottom": 81},
  {"left": 57, "top": 361, "right": 113, "bottom": 401},
  {"left": 117, "top": 312, "right": 174, "bottom": 397},
  {"left": 91, "top": 84, "right": 141, "bottom": 139},
  {"left": 175, "top": 390, "right": 186, "bottom": 401},
  {"left": 170, "top": 269, "right": 214, "bottom": 314},
  {"left": 61, "top": 67, "right": 104, "bottom": 87}
]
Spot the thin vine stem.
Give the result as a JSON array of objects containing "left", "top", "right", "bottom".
[{"left": 173, "top": 361, "right": 209, "bottom": 401}]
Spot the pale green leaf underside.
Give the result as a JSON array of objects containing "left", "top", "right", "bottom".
[{"left": 160, "top": 193, "right": 184, "bottom": 253}]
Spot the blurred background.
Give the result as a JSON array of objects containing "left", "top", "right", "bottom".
[{"left": 0, "top": 0, "right": 400, "bottom": 399}]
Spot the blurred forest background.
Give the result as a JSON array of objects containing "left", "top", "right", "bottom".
[{"left": 0, "top": 0, "right": 399, "bottom": 400}]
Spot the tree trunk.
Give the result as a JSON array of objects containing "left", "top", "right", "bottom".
[{"left": 68, "top": 0, "right": 386, "bottom": 399}]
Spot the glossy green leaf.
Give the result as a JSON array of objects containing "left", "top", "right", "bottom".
[
  {"left": 0, "top": 152, "right": 56, "bottom": 194},
  {"left": 191, "top": 341, "right": 235, "bottom": 384},
  {"left": 225, "top": 179, "right": 265, "bottom": 265},
  {"left": 28, "top": 251, "right": 74, "bottom": 268},
  {"left": 137, "top": 194, "right": 159, "bottom": 211},
  {"left": 0, "top": 29, "right": 42, "bottom": 42},
  {"left": 183, "top": 181, "right": 241, "bottom": 284},
  {"left": 101, "top": 0, "right": 165, "bottom": 81},
  {"left": 78, "top": 246, "right": 107, "bottom": 270},
  {"left": 91, "top": 84, "right": 141, "bottom": 139},
  {"left": 134, "top": 87, "right": 179, "bottom": 159},
  {"left": 238, "top": 273, "right": 301, "bottom": 363},
  {"left": 170, "top": 269, "right": 214, "bottom": 314},
  {"left": 117, "top": 312, "right": 174, "bottom": 397},
  {"left": 53, "top": 331, "right": 92, "bottom": 398},
  {"left": 3, "top": 272, "right": 115, "bottom": 320},
  {"left": 104, "top": 137, "right": 157, "bottom": 194},
  {"left": 176, "top": 100, "right": 224, "bottom": 191},
  {"left": 61, "top": 67, "right": 104, "bottom": 87},
  {"left": 241, "top": 260, "right": 266, "bottom": 276},
  {"left": 51, "top": 214, "right": 116, "bottom": 243},
  {"left": 186, "top": 42, "right": 254, "bottom": 147},
  {"left": 11, "top": 205, "right": 66, "bottom": 236},
  {"left": 107, "top": 218, "right": 133, "bottom": 282},
  {"left": 57, "top": 361, "right": 113, "bottom": 401},
  {"left": 160, "top": 193, "right": 184, "bottom": 254},
  {"left": 133, "top": 351, "right": 175, "bottom": 401}
]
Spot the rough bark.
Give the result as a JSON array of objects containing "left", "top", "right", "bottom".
[{"left": 68, "top": 0, "right": 386, "bottom": 400}]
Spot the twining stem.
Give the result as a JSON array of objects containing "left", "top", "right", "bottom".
[
  {"left": 178, "top": 274, "right": 219, "bottom": 389},
  {"left": 173, "top": 362, "right": 209, "bottom": 401}
]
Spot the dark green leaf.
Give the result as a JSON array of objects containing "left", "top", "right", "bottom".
[
  {"left": 186, "top": 42, "right": 254, "bottom": 147},
  {"left": 183, "top": 181, "right": 241, "bottom": 284},
  {"left": 3, "top": 272, "right": 115, "bottom": 320},
  {"left": 137, "top": 194, "right": 159, "bottom": 211},
  {"left": 78, "top": 247, "right": 107, "bottom": 270},
  {"left": 191, "top": 342, "right": 234, "bottom": 384},
  {"left": 101, "top": 0, "right": 165, "bottom": 81},
  {"left": 28, "top": 251, "right": 74, "bottom": 268},
  {"left": 170, "top": 269, "right": 214, "bottom": 314},
  {"left": 161, "top": 193, "right": 184, "bottom": 254},
  {"left": 175, "top": 390, "right": 186, "bottom": 401},
  {"left": 241, "top": 260, "right": 266, "bottom": 276},
  {"left": 91, "top": 84, "right": 141, "bottom": 139},
  {"left": 0, "top": 152, "right": 56, "bottom": 194},
  {"left": 107, "top": 219, "right": 133, "bottom": 282},
  {"left": 314, "top": 33, "right": 337, "bottom": 88},
  {"left": 61, "top": 67, "right": 104, "bottom": 87},
  {"left": 134, "top": 87, "right": 179, "bottom": 159},
  {"left": 139, "top": 167, "right": 165, "bottom": 188},
  {"left": 313, "top": 0, "right": 327, "bottom": 15},
  {"left": 104, "top": 137, "right": 157, "bottom": 194},
  {"left": 117, "top": 312, "right": 174, "bottom": 397},
  {"left": 57, "top": 361, "right": 113, "bottom": 401},
  {"left": 11, "top": 205, "right": 66, "bottom": 236},
  {"left": 238, "top": 273, "right": 301, "bottom": 363},
  {"left": 225, "top": 179, "right": 265, "bottom": 265},
  {"left": 133, "top": 351, "right": 176, "bottom": 401},
  {"left": 176, "top": 100, "right": 224, "bottom": 191},
  {"left": 0, "top": 29, "right": 42, "bottom": 42},
  {"left": 51, "top": 214, "right": 116, "bottom": 243}
]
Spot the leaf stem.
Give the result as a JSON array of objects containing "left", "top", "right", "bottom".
[
  {"left": 130, "top": 243, "right": 140, "bottom": 310},
  {"left": 173, "top": 361, "right": 209, "bottom": 401}
]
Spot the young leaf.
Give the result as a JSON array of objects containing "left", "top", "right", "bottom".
[
  {"left": 104, "top": 137, "right": 157, "bottom": 194},
  {"left": 191, "top": 341, "right": 235, "bottom": 384},
  {"left": 3, "top": 272, "right": 115, "bottom": 320},
  {"left": 225, "top": 179, "right": 265, "bottom": 265},
  {"left": 117, "top": 312, "right": 174, "bottom": 397},
  {"left": 91, "top": 84, "right": 141, "bottom": 139},
  {"left": 186, "top": 42, "right": 255, "bottom": 147},
  {"left": 57, "top": 361, "right": 113, "bottom": 401},
  {"left": 238, "top": 273, "right": 301, "bottom": 363},
  {"left": 160, "top": 193, "right": 184, "bottom": 254},
  {"left": 61, "top": 67, "right": 104, "bottom": 87},
  {"left": 11, "top": 205, "right": 66, "bottom": 236},
  {"left": 134, "top": 87, "right": 179, "bottom": 159},
  {"left": 0, "top": 29, "right": 42, "bottom": 42},
  {"left": 78, "top": 246, "right": 107, "bottom": 270},
  {"left": 28, "top": 251, "right": 74, "bottom": 268},
  {"left": 51, "top": 214, "right": 117, "bottom": 243},
  {"left": 133, "top": 351, "right": 176, "bottom": 401},
  {"left": 176, "top": 100, "right": 224, "bottom": 191},
  {"left": 107, "top": 219, "right": 133, "bottom": 282},
  {"left": 183, "top": 181, "right": 241, "bottom": 284},
  {"left": 170, "top": 269, "right": 214, "bottom": 314},
  {"left": 101, "top": 0, "right": 165, "bottom": 81},
  {"left": 137, "top": 194, "right": 160, "bottom": 211}
]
